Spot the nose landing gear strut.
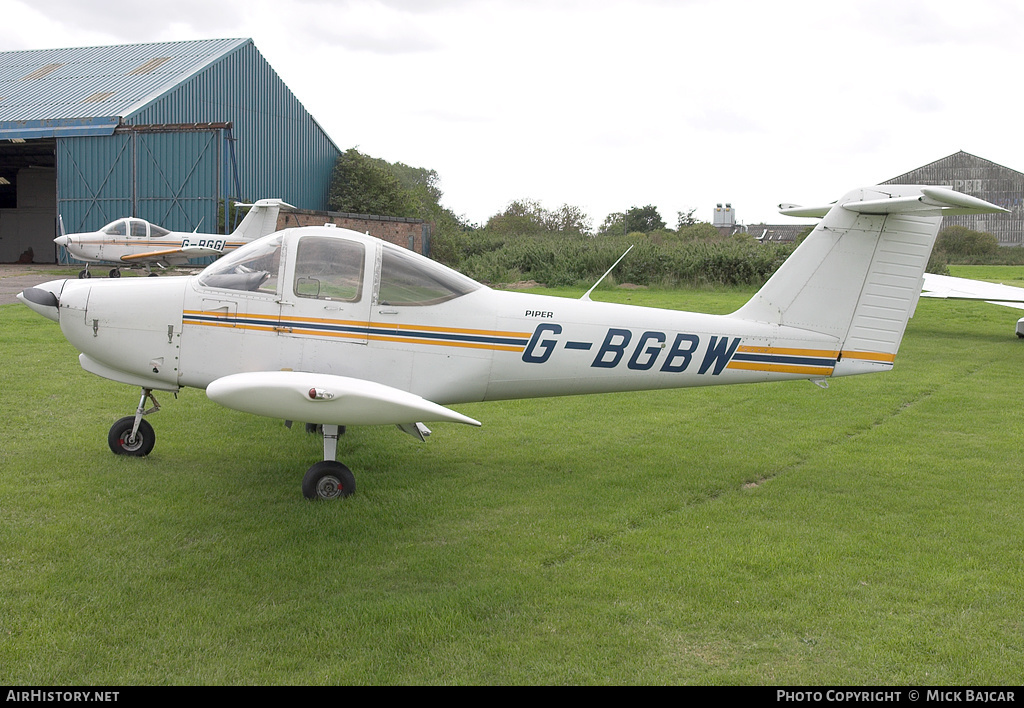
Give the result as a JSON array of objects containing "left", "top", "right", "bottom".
[{"left": 108, "top": 388, "right": 160, "bottom": 457}]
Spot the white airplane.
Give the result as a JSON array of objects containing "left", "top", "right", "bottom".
[
  {"left": 921, "top": 272, "right": 1024, "bottom": 338},
  {"left": 54, "top": 199, "right": 294, "bottom": 278},
  {"left": 19, "top": 185, "right": 1007, "bottom": 501}
]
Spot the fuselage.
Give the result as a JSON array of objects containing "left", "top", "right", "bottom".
[
  {"left": 26, "top": 226, "right": 857, "bottom": 407},
  {"left": 56, "top": 217, "right": 248, "bottom": 268}
]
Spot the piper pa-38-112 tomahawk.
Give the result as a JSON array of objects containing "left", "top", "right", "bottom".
[
  {"left": 19, "top": 185, "right": 1007, "bottom": 501},
  {"left": 54, "top": 198, "right": 294, "bottom": 278}
]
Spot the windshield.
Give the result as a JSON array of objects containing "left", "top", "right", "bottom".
[
  {"left": 198, "top": 233, "right": 283, "bottom": 293},
  {"left": 102, "top": 220, "right": 127, "bottom": 236}
]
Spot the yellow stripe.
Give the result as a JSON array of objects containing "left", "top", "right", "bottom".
[
  {"left": 184, "top": 310, "right": 532, "bottom": 341},
  {"left": 182, "top": 312, "right": 528, "bottom": 352},
  {"left": 727, "top": 361, "right": 835, "bottom": 376},
  {"left": 841, "top": 350, "right": 896, "bottom": 363}
]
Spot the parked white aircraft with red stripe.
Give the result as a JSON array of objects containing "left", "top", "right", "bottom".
[
  {"left": 54, "top": 198, "right": 293, "bottom": 278},
  {"left": 19, "top": 185, "right": 1006, "bottom": 500}
]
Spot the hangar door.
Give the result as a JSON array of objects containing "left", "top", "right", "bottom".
[{"left": 57, "top": 124, "right": 234, "bottom": 264}]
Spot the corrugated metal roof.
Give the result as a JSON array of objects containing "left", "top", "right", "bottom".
[{"left": 0, "top": 38, "right": 249, "bottom": 138}]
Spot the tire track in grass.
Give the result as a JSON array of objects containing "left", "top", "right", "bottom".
[
  {"left": 742, "top": 357, "right": 995, "bottom": 490},
  {"left": 541, "top": 359, "right": 998, "bottom": 569}
]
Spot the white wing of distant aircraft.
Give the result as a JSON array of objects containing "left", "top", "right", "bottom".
[
  {"left": 19, "top": 185, "right": 1008, "bottom": 501},
  {"left": 921, "top": 272, "right": 1024, "bottom": 338},
  {"left": 54, "top": 198, "right": 294, "bottom": 278}
]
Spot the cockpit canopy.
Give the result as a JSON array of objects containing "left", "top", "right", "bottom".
[
  {"left": 198, "top": 227, "right": 482, "bottom": 306},
  {"left": 100, "top": 218, "right": 171, "bottom": 239}
]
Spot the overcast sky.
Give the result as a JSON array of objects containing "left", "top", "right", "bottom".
[{"left": 4, "top": 0, "right": 1022, "bottom": 228}]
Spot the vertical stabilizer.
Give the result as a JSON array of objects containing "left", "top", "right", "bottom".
[
  {"left": 231, "top": 199, "right": 295, "bottom": 241},
  {"left": 732, "top": 185, "right": 1007, "bottom": 375}
]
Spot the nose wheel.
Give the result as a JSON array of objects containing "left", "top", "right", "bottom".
[
  {"left": 108, "top": 388, "right": 160, "bottom": 457},
  {"left": 108, "top": 416, "right": 155, "bottom": 456}
]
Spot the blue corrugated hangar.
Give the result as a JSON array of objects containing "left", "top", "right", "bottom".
[{"left": 0, "top": 38, "right": 341, "bottom": 263}]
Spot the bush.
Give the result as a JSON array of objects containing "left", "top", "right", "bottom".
[
  {"left": 432, "top": 229, "right": 795, "bottom": 288},
  {"left": 935, "top": 226, "right": 999, "bottom": 258}
]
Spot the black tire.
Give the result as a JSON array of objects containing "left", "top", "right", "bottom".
[
  {"left": 302, "top": 461, "right": 356, "bottom": 500},
  {"left": 108, "top": 416, "right": 156, "bottom": 457},
  {"left": 109, "top": 269, "right": 120, "bottom": 278},
  {"left": 78, "top": 269, "right": 90, "bottom": 279}
]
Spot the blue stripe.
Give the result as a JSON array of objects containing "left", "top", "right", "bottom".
[{"left": 732, "top": 353, "right": 837, "bottom": 367}]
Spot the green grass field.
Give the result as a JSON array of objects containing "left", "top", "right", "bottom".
[{"left": 1, "top": 267, "right": 1023, "bottom": 685}]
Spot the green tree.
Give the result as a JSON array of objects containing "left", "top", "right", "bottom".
[
  {"left": 328, "top": 148, "right": 416, "bottom": 217},
  {"left": 485, "top": 199, "right": 592, "bottom": 236},
  {"left": 676, "top": 208, "right": 698, "bottom": 229},
  {"left": 598, "top": 212, "right": 626, "bottom": 237},
  {"left": 625, "top": 205, "right": 665, "bottom": 233}
]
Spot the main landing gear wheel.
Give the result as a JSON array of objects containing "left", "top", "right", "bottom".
[
  {"left": 302, "top": 461, "right": 356, "bottom": 500},
  {"left": 108, "top": 268, "right": 121, "bottom": 278},
  {"left": 108, "top": 416, "right": 156, "bottom": 456}
]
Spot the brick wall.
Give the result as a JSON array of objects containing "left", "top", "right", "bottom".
[{"left": 276, "top": 209, "right": 432, "bottom": 254}]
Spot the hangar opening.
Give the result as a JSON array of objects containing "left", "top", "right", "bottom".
[{"left": 0, "top": 138, "right": 56, "bottom": 262}]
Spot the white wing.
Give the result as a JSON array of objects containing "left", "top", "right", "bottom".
[
  {"left": 206, "top": 371, "right": 482, "bottom": 427},
  {"left": 922, "top": 273, "right": 1024, "bottom": 311}
]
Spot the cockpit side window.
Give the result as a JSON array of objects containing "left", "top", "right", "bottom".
[
  {"left": 129, "top": 219, "right": 148, "bottom": 238},
  {"left": 150, "top": 224, "right": 170, "bottom": 238},
  {"left": 293, "top": 236, "right": 365, "bottom": 302},
  {"left": 198, "top": 233, "right": 283, "bottom": 293},
  {"left": 377, "top": 244, "right": 480, "bottom": 306}
]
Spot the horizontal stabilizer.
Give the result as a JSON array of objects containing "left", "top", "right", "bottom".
[
  {"left": 206, "top": 371, "right": 482, "bottom": 427},
  {"left": 780, "top": 186, "right": 1007, "bottom": 219},
  {"left": 778, "top": 203, "right": 832, "bottom": 218}
]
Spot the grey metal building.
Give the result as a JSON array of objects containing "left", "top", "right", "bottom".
[
  {"left": 0, "top": 38, "right": 341, "bottom": 263},
  {"left": 883, "top": 151, "right": 1024, "bottom": 246}
]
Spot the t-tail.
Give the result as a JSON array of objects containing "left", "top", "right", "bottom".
[
  {"left": 731, "top": 185, "right": 1008, "bottom": 376},
  {"left": 230, "top": 198, "right": 295, "bottom": 241}
]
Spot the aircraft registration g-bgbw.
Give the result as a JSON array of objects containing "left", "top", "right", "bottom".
[
  {"left": 19, "top": 185, "right": 1007, "bottom": 501},
  {"left": 54, "top": 198, "right": 293, "bottom": 278}
]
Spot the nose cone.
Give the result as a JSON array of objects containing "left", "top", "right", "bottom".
[
  {"left": 17, "top": 279, "right": 67, "bottom": 323},
  {"left": 54, "top": 235, "right": 70, "bottom": 247}
]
